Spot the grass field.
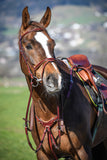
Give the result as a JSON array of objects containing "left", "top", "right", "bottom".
[
  {"left": 0, "top": 86, "right": 36, "bottom": 160},
  {"left": 0, "top": 86, "right": 64, "bottom": 160}
]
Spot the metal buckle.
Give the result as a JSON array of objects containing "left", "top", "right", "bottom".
[{"left": 31, "top": 76, "right": 42, "bottom": 87}]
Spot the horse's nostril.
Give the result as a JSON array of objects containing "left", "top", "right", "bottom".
[
  {"left": 44, "top": 74, "right": 62, "bottom": 93},
  {"left": 46, "top": 75, "right": 58, "bottom": 88}
]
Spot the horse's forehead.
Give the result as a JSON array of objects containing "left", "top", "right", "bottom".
[
  {"left": 34, "top": 32, "right": 52, "bottom": 59},
  {"left": 34, "top": 32, "right": 49, "bottom": 43}
]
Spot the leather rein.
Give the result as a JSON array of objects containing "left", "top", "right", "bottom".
[{"left": 19, "top": 27, "right": 66, "bottom": 160}]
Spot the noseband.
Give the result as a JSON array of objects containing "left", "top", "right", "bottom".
[{"left": 19, "top": 27, "right": 56, "bottom": 87}]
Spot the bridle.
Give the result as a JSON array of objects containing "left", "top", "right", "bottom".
[
  {"left": 19, "top": 27, "right": 65, "bottom": 160},
  {"left": 19, "top": 26, "right": 82, "bottom": 160},
  {"left": 19, "top": 27, "right": 57, "bottom": 87}
]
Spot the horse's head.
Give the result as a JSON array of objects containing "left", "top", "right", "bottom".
[{"left": 19, "top": 7, "right": 62, "bottom": 94}]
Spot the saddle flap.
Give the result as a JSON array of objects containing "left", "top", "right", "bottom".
[
  {"left": 77, "top": 69, "right": 98, "bottom": 93},
  {"left": 78, "top": 70, "right": 89, "bottom": 82}
]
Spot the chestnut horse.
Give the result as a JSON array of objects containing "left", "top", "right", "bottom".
[{"left": 19, "top": 7, "right": 107, "bottom": 160}]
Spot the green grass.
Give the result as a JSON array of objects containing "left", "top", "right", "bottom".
[
  {"left": 0, "top": 86, "right": 36, "bottom": 160},
  {"left": 0, "top": 86, "right": 64, "bottom": 160}
]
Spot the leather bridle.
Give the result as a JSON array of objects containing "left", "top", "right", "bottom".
[
  {"left": 19, "top": 27, "right": 63, "bottom": 160},
  {"left": 19, "top": 27, "right": 57, "bottom": 87}
]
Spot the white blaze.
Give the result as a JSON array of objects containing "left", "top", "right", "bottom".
[
  {"left": 34, "top": 32, "right": 62, "bottom": 90},
  {"left": 35, "top": 32, "right": 50, "bottom": 58},
  {"left": 34, "top": 32, "right": 57, "bottom": 69}
]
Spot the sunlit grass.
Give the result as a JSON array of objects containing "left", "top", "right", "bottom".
[
  {"left": 0, "top": 86, "right": 36, "bottom": 160},
  {"left": 0, "top": 86, "right": 64, "bottom": 160}
]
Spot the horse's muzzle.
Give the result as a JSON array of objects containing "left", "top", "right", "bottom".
[{"left": 44, "top": 74, "right": 62, "bottom": 93}]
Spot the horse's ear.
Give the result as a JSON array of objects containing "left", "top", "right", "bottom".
[
  {"left": 40, "top": 7, "right": 51, "bottom": 28},
  {"left": 22, "top": 6, "right": 30, "bottom": 29}
]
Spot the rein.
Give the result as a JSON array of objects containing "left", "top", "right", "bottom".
[
  {"left": 19, "top": 27, "right": 64, "bottom": 160},
  {"left": 23, "top": 70, "right": 72, "bottom": 160}
]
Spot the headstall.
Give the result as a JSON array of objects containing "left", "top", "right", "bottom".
[
  {"left": 19, "top": 27, "right": 57, "bottom": 87},
  {"left": 19, "top": 27, "right": 70, "bottom": 160}
]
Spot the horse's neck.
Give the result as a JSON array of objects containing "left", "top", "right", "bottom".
[
  {"left": 25, "top": 76, "right": 58, "bottom": 120},
  {"left": 93, "top": 65, "right": 107, "bottom": 79},
  {"left": 69, "top": 76, "right": 96, "bottom": 129}
]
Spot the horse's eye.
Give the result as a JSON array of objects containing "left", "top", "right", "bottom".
[{"left": 26, "top": 44, "right": 32, "bottom": 50}]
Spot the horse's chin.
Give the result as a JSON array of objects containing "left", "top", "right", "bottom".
[
  {"left": 45, "top": 86, "right": 62, "bottom": 95},
  {"left": 44, "top": 80, "right": 62, "bottom": 94}
]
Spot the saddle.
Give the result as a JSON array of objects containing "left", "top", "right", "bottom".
[
  {"left": 68, "top": 54, "right": 91, "bottom": 69},
  {"left": 67, "top": 54, "right": 107, "bottom": 110},
  {"left": 67, "top": 54, "right": 98, "bottom": 93}
]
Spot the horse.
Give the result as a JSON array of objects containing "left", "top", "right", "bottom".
[{"left": 19, "top": 6, "right": 107, "bottom": 160}]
